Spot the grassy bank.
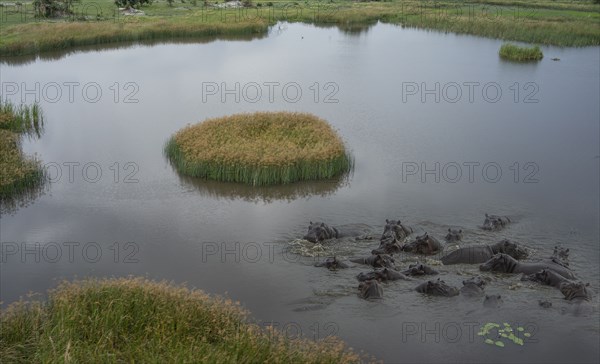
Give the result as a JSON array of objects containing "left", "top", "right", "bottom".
[
  {"left": 165, "top": 111, "right": 352, "bottom": 186},
  {"left": 499, "top": 43, "right": 544, "bottom": 61},
  {"left": 0, "top": 101, "right": 46, "bottom": 204},
  {"left": 0, "top": 277, "right": 363, "bottom": 363},
  {"left": 0, "top": 0, "right": 598, "bottom": 57}
]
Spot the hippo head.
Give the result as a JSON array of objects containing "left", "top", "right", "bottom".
[
  {"left": 479, "top": 253, "right": 516, "bottom": 273},
  {"left": 559, "top": 282, "right": 591, "bottom": 301},
  {"left": 406, "top": 263, "right": 438, "bottom": 276},
  {"left": 418, "top": 278, "right": 458, "bottom": 296},
  {"left": 381, "top": 219, "right": 408, "bottom": 242},
  {"left": 483, "top": 294, "right": 503, "bottom": 308},
  {"left": 553, "top": 246, "right": 570, "bottom": 261},
  {"left": 445, "top": 228, "right": 463, "bottom": 243},
  {"left": 492, "top": 239, "right": 528, "bottom": 260},
  {"left": 483, "top": 213, "right": 507, "bottom": 230},
  {"left": 324, "top": 256, "right": 341, "bottom": 270},
  {"left": 462, "top": 276, "right": 487, "bottom": 289},
  {"left": 359, "top": 279, "right": 383, "bottom": 299},
  {"left": 303, "top": 221, "right": 331, "bottom": 243},
  {"left": 374, "top": 254, "right": 395, "bottom": 268}
]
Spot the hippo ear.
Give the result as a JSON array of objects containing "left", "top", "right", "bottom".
[
  {"left": 310, "top": 221, "right": 313, "bottom": 225},
  {"left": 485, "top": 295, "right": 490, "bottom": 299},
  {"left": 497, "top": 295, "right": 501, "bottom": 299},
  {"left": 397, "top": 219, "right": 401, "bottom": 224},
  {"left": 566, "top": 249, "right": 570, "bottom": 253},
  {"left": 321, "top": 223, "right": 325, "bottom": 227},
  {"left": 485, "top": 213, "right": 489, "bottom": 217},
  {"left": 448, "top": 228, "right": 451, "bottom": 232},
  {"left": 459, "top": 229, "right": 462, "bottom": 233},
  {"left": 386, "top": 219, "right": 389, "bottom": 224}
]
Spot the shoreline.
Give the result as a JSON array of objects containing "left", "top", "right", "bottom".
[{"left": 1, "top": 1, "right": 599, "bottom": 57}]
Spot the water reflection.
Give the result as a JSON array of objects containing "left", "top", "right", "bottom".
[
  {"left": 0, "top": 34, "right": 268, "bottom": 66},
  {"left": 175, "top": 171, "right": 351, "bottom": 203}
]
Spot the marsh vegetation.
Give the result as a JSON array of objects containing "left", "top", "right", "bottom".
[
  {"left": 165, "top": 111, "right": 353, "bottom": 186},
  {"left": 499, "top": 43, "right": 544, "bottom": 61},
  {"left": 0, "top": 100, "right": 46, "bottom": 208},
  {"left": 0, "top": 277, "right": 363, "bottom": 363}
]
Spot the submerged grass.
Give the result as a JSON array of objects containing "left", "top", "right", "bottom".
[
  {"left": 0, "top": 277, "right": 364, "bottom": 363},
  {"left": 165, "top": 111, "right": 353, "bottom": 186},
  {"left": 0, "top": 100, "right": 46, "bottom": 203},
  {"left": 499, "top": 43, "right": 544, "bottom": 61}
]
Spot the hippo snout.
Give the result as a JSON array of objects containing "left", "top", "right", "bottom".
[
  {"left": 303, "top": 234, "right": 317, "bottom": 243},
  {"left": 479, "top": 263, "right": 490, "bottom": 271}
]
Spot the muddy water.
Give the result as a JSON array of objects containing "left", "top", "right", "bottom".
[{"left": 1, "top": 22, "right": 599, "bottom": 363}]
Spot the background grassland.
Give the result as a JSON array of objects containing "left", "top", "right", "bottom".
[
  {"left": 0, "top": 0, "right": 598, "bottom": 56},
  {"left": 165, "top": 111, "right": 353, "bottom": 186},
  {"left": 0, "top": 277, "right": 364, "bottom": 363}
]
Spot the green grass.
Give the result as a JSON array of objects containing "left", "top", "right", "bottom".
[
  {"left": 0, "top": 0, "right": 598, "bottom": 57},
  {"left": 499, "top": 42, "right": 544, "bottom": 61},
  {"left": 165, "top": 111, "right": 353, "bottom": 186},
  {"left": 0, "top": 100, "right": 47, "bottom": 206},
  {"left": 0, "top": 277, "right": 365, "bottom": 363}
]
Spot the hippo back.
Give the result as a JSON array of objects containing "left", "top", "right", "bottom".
[{"left": 441, "top": 246, "right": 495, "bottom": 265}]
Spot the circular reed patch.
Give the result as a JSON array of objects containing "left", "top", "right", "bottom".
[{"left": 165, "top": 112, "right": 353, "bottom": 186}]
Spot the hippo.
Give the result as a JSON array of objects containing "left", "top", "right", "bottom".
[
  {"left": 479, "top": 253, "right": 575, "bottom": 279},
  {"left": 303, "top": 222, "right": 339, "bottom": 243},
  {"left": 402, "top": 232, "right": 442, "bottom": 255},
  {"left": 460, "top": 276, "right": 487, "bottom": 297},
  {"left": 483, "top": 294, "right": 504, "bottom": 308},
  {"left": 441, "top": 239, "right": 528, "bottom": 265},
  {"left": 371, "top": 241, "right": 403, "bottom": 255},
  {"left": 560, "top": 282, "right": 591, "bottom": 301},
  {"left": 559, "top": 282, "right": 593, "bottom": 316},
  {"left": 401, "top": 263, "right": 439, "bottom": 276},
  {"left": 550, "top": 246, "right": 570, "bottom": 267},
  {"left": 314, "top": 256, "right": 350, "bottom": 270},
  {"left": 357, "top": 268, "right": 411, "bottom": 282},
  {"left": 482, "top": 213, "right": 511, "bottom": 231},
  {"left": 372, "top": 219, "right": 412, "bottom": 254},
  {"left": 520, "top": 269, "right": 570, "bottom": 288},
  {"left": 380, "top": 219, "right": 412, "bottom": 243},
  {"left": 359, "top": 280, "right": 383, "bottom": 299},
  {"left": 303, "top": 221, "right": 371, "bottom": 243},
  {"left": 444, "top": 228, "right": 463, "bottom": 244},
  {"left": 415, "top": 278, "right": 459, "bottom": 297},
  {"left": 350, "top": 254, "right": 395, "bottom": 269}
]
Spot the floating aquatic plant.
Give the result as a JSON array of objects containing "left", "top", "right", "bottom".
[{"left": 478, "top": 322, "right": 532, "bottom": 347}]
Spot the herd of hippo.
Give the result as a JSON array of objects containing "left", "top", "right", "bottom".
[{"left": 305, "top": 215, "right": 594, "bottom": 315}]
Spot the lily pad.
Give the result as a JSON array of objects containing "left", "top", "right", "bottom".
[{"left": 495, "top": 341, "right": 505, "bottom": 347}]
